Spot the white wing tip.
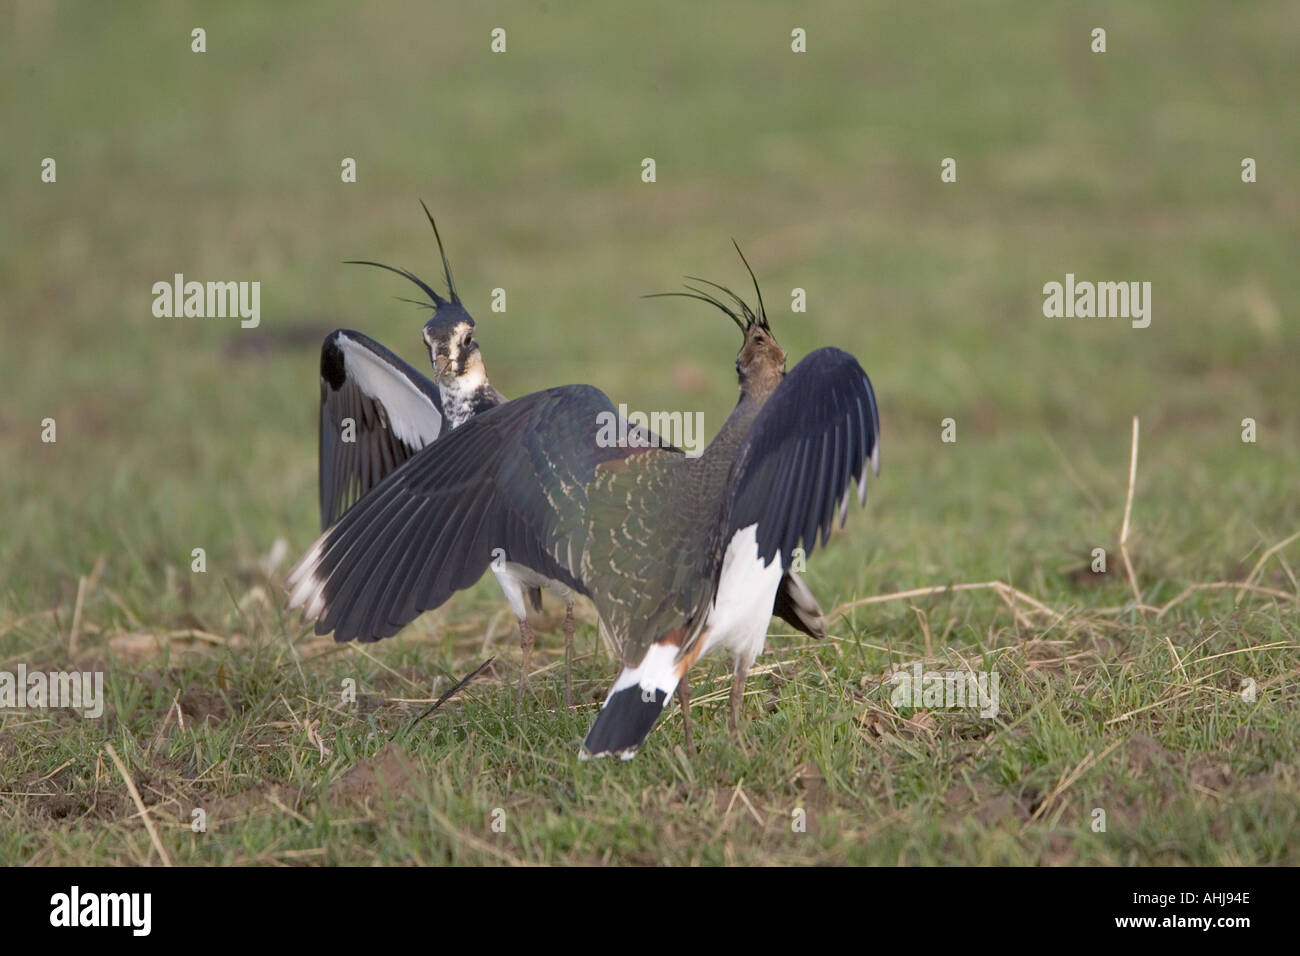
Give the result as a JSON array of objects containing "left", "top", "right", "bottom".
[{"left": 286, "top": 539, "right": 327, "bottom": 615}]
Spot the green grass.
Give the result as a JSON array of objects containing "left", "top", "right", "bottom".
[{"left": 1, "top": 0, "right": 1297, "bottom": 865}]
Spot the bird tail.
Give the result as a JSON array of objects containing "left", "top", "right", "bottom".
[
  {"left": 581, "top": 641, "right": 683, "bottom": 760},
  {"left": 773, "top": 570, "right": 827, "bottom": 639}
]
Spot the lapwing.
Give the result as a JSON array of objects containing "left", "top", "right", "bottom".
[
  {"left": 313, "top": 203, "right": 578, "bottom": 702},
  {"left": 287, "top": 244, "right": 879, "bottom": 758}
]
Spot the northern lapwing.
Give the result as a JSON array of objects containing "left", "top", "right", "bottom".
[
  {"left": 313, "top": 203, "right": 578, "bottom": 702},
  {"left": 287, "top": 244, "right": 880, "bottom": 758}
]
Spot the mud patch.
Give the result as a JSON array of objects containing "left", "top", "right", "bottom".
[
  {"left": 1124, "top": 733, "right": 1176, "bottom": 777},
  {"left": 178, "top": 683, "right": 241, "bottom": 724},
  {"left": 793, "top": 759, "right": 827, "bottom": 807},
  {"left": 1189, "top": 757, "right": 1232, "bottom": 794},
  {"left": 329, "top": 742, "right": 420, "bottom": 804},
  {"left": 945, "top": 780, "right": 1034, "bottom": 825}
]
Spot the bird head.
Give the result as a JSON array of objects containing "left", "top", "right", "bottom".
[
  {"left": 345, "top": 201, "right": 484, "bottom": 389},
  {"left": 646, "top": 241, "right": 787, "bottom": 396},
  {"left": 421, "top": 311, "right": 481, "bottom": 385}
]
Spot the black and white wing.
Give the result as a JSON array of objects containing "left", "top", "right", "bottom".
[
  {"left": 719, "top": 347, "right": 881, "bottom": 572},
  {"left": 318, "top": 330, "right": 445, "bottom": 529},
  {"left": 289, "top": 385, "right": 667, "bottom": 643}
]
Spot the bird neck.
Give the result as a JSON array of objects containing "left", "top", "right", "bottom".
[
  {"left": 440, "top": 373, "right": 501, "bottom": 430},
  {"left": 704, "top": 385, "right": 770, "bottom": 460}
]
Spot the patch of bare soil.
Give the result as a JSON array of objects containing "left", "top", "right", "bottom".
[
  {"left": 1123, "top": 733, "right": 1177, "bottom": 778},
  {"left": 328, "top": 742, "right": 420, "bottom": 805},
  {"left": 944, "top": 780, "right": 1035, "bottom": 826}
]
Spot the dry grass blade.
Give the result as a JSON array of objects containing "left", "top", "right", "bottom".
[
  {"left": 1118, "top": 416, "right": 1143, "bottom": 607},
  {"left": 1025, "top": 738, "right": 1123, "bottom": 827},
  {"left": 267, "top": 788, "right": 312, "bottom": 826},
  {"left": 1104, "top": 688, "right": 1198, "bottom": 725},
  {"left": 832, "top": 580, "right": 1064, "bottom": 623},
  {"left": 1155, "top": 582, "right": 1298, "bottom": 619},
  {"left": 836, "top": 416, "right": 1294, "bottom": 633},
  {"left": 1187, "top": 641, "right": 1298, "bottom": 666},
  {"left": 68, "top": 554, "right": 107, "bottom": 656},
  {"left": 103, "top": 742, "right": 173, "bottom": 867},
  {"left": 1238, "top": 530, "right": 1300, "bottom": 604}
]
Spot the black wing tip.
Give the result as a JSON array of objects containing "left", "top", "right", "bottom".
[
  {"left": 814, "top": 346, "right": 881, "bottom": 477},
  {"left": 320, "top": 333, "right": 348, "bottom": 390},
  {"left": 580, "top": 686, "right": 668, "bottom": 760},
  {"left": 325, "top": 613, "right": 401, "bottom": 645}
]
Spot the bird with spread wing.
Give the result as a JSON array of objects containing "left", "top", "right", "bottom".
[
  {"left": 289, "top": 244, "right": 880, "bottom": 758},
  {"left": 314, "top": 203, "right": 577, "bottom": 701}
]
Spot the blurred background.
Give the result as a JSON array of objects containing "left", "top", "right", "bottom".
[{"left": 2, "top": 0, "right": 1297, "bottom": 623}]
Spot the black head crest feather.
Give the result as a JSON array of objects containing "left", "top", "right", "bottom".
[
  {"left": 344, "top": 200, "right": 462, "bottom": 311},
  {"left": 419, "top": 199, "right": 460, "bottom": 305},
  {"left": 642, "top": 241, "right": 770, "bottom": 335}
]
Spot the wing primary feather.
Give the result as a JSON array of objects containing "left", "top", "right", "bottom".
[
  {"left": 856, "top": 394, "right": 869, "bottom": 507},
  {"left": 324, "top": 496, "right": 425, "bottom": 640},
  {"left": 311, "top": 471, "right": 408, "bottom": 588},
  {"left": 804, "top": 427, "right": 833, "bottom": 554},
  {"left": 372, "top": 499, "right": 435, "bottom": 632},
  {"left": 779, "top": 437, "right": 813, "bottom": 558},
  {"left": 822, "top": 425, "right": 843, "bottom": 546},
  {"left": 314, "top": 486, "right": 419, "bottom": 631}
]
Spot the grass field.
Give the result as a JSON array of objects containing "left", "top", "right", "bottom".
[{"left": 1, "top": 1, "right": 1297, "bottom": 865}]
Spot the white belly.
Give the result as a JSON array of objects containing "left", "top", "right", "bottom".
[{"left": 698, "top": 524, "right": 784, "bottom": 669}]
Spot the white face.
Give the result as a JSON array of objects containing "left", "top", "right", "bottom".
[{"left": 424, "top": 320, "right": 478, "bottom": 386}]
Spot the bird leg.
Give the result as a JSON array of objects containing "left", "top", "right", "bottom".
[
  {"left": 562, "top": 602, "right": 575, "bottom": 708},
  {"left": 728, "top": 664, "right": 749, "bottom": 751},
  {"left": 516, "top": 617, "right": 535, "bottom": 701},
  {"left": 676, "top": 676, "right": 695, "bottom": 755}
]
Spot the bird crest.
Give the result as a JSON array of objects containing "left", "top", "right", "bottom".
[
  {"left": 344, "top": 200, "right": 467, "bottom": 321},
  {"left": 644, "top": 239, "right": 770, "bottom": 337}
]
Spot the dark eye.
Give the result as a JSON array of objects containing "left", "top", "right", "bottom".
[
  {"left": 463, "top": 332, "right": 473, "bottom": 347},
  {"left": 735, "top": 359, "right": 742, "bottom": 374}
]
